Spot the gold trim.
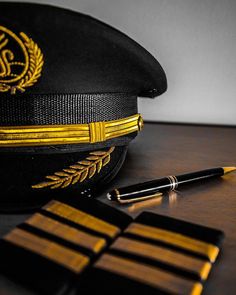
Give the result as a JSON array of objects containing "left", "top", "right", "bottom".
[
  {"left": 90, "top": 121, "right": 105, "bottom": 143},
  {"left": 125, "top": 223, "right": 219, "bottom": 263},
  {"left": 95, "top": 254, "right": 203, "bottom": 295},
  {"left": 118, "top": 192, "right": 163, "bottom": 204},
  {"left": 32, "top": 147, "right": 114, "bottom": 189},
  {"left": 0, "top": 26, "right": 29, "bottom": 84},
  {"left": 43, "top": 200, "right": 121, "bottom": 239},
  {"left": 114, "top": 189, "right": 120, "bottom": 200},
  {"left": 4, "top": 228, "right": 89, "bottom": 273},
  {"left": 128, "top": 195, "right": 163, "bottom": 213},
  {"left": 0, "top": 114, "right": 142, "bottom": 147},
  {"left": 0, "top": 26, "right": 44, "bottom": 94},
  {"left": 111, "top": 237, "right": 212, "bottom": 280},
  {"left": 26, "top": 213, "right": 107, "bottom": 253}
]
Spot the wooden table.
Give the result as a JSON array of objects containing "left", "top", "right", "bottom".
[{"left": 0, "top": 122, "right": 236, "bottom": 294}]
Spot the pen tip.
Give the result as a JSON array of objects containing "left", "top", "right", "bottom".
[{"left": 223, "top": 167, "right": 236, "bottom": 174}]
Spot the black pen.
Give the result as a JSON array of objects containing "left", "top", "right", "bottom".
[{"left": 107, "top": 167, "right": 236, "bottom": 204}]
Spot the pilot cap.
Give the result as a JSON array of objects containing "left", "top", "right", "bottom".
[{"left": 0, "top": 2, "right": 167, "bottom": 211}]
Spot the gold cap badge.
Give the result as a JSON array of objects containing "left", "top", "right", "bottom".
[{"left": 0, "top": 26, "right": 44, "bottom": 94}]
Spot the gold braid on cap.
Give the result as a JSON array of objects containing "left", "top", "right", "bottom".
[{"left": 0, "top": 114, "right": 143, "bottom": 147}]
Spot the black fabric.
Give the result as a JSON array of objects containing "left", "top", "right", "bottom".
[
  {"left": 0, "top": 239, "right": 74, "bottom": 295},
  {"left": 38, "top": 209, "right": 112, "bottom": 242},
  {"left": 78, "top": 267, "right": 164, "bottom": 295},
  {"left": 0, "top": 2, "right": 167, "bottom": 97},
  {"left": 0, "top": 198, "right": 132, "bottom": 295},
  {"left": 121, "top": 212, "right": 225, "bottom": 263},
  {"left": 135, "top": 212, "right": 224, "bottom": 246},
  {"left": 59, "top": 195, "right": 133, "bottom": 230},
  {"left": 0, "top": 93, "right": 137, "bottom": 125},
  {"left": 0, "top": 208, "right": 224, "bottom": 295},
  {"left": 107, "top": 248, "right": 205, "bottom": 281},
  {"left": 18, "top": 222, "right": 95, "bottom": 258},
  {"left": 77, "top": 212, "right": 225, "bottom": 295},
  {"left": 123, "top": 231, "right": 209, "bottom": 262},
  {"left": 0, "top": 146, "right": 128, "bottom": 212}
]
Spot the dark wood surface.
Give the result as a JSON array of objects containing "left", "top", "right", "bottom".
[{"left": 0, "top": 122, "right": 236, "bottom": 294}]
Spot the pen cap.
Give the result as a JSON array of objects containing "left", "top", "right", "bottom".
[{"left": 0, "top": 2, "right": 167, "bottom": 211}]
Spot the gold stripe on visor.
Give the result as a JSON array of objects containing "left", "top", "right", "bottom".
[{"left": 0, "top": 114, "right": 143, "bottom": 147}]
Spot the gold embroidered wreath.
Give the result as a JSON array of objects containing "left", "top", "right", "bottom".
[{"left": 0, "top": 32, "right": 44, "bottom": 94}]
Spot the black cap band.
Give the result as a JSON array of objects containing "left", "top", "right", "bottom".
[{"left": 0, "top": 93, "right": 137, "bottom": 126}]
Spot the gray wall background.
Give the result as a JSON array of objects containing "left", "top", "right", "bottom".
[{"left": 5, "top": 0, "right": 236, "bottom": 125}]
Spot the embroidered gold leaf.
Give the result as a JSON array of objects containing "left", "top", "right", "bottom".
[
  {"left": 72, "top": 174, "right": 81, "bottom": 185},
  {"left": 51, "top": 183, "right": 63, "bottom": 189},
  {"left": 89, "top": 164, "right": 96, "bottom": 178},
  {"left": 97, "top": 160, "right": 103, "bottom": 173},
  {"left": 103, "top": 154, "right": 111, "bottom": 166},
  {"left": 32, "top": 147, "right": 115, "bottom": 190},
  {"left": 70, "top": 164, "right": 84, "bottom": 170},
  {"left": 54, "top": 171, "right": 69, "bottom": 177},
  {"left": 46, "top": 175, "right": 60, "bottom": 181},
  {"left": 79, "top": 160, "right": 92, "bottom": 166},
  {"left": 80, "top": 169, "right": 88, "bottom": 182},
  {"left": 87, "top": 156, "right": 99, "bottom": 161},
  {"left": 10, "top": 32, "right": 44, "bottom": 94},
  {"left": 90, "top": 151, "right": 107, "bottom": 156},
  {"left": 63, "top": 169, "right": 77, "bottom": 174},
  {"left": 0, "top": 83, "right": 10, "bottom": 92},
  {"left": 61, "top": 178, "right": 72, "bottom": 189}
]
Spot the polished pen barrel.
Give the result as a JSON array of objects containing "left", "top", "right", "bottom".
[{"left": 107, "top": 167, "right": 228, "bottom": 203}]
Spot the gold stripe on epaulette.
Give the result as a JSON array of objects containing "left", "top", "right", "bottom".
[
  {"left": 125, "top": 223, "right": 219, "bottom": 263},
  {"left": 111, "top": 237, "right": 212, "bottom": 280},
  {"left": 0, "top": 114, "right": 143, "bottom": 147},
  {"left": 95, "top": 254, "right": 203, "bottom": 295},
  {"left": 43, "top": 200, "right": 120, "bottom": 239},
  {"left": 26, "top": 213, "right": 107, "bottom": 253},
  {"left": 4, "top": 228, "right": 89, "bottom": 273}
]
